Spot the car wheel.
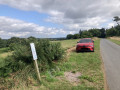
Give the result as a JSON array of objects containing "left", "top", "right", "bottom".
[{"left": 76, "top": 50, "right": 79, "bottom": 53}]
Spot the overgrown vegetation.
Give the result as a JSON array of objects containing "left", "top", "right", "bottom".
[
  {"left": 0, "top": 38, "right": 64, "bottom": 89},
  {"left": 0, "top": 38, "right": 104, "bottom": 89}
]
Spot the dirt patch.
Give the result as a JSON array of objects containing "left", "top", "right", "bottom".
[
  {"left": 64, "top": 72, "right": 81, "bottom": 85},
  {"left": 66, "top": 47, "right": 76, "bottom": 56}
]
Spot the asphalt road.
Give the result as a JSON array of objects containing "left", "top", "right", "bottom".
[{"left": 100, "top": 39, "right": 120, "bottom": 90}]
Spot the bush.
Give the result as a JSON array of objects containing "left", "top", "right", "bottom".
[{"left": 0, "top": 39, "right": 65, "bottom": 77}]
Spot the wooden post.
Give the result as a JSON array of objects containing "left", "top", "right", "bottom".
[{"left": 34, "top": 59, "right": 41, "bottom": 82}]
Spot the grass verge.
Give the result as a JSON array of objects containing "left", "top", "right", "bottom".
[
  {"left": 108, "top": 39, "right": 120, "bottom": 45},
  {"left": 57, "top": 39, "right": 104, "bottom": 89}
]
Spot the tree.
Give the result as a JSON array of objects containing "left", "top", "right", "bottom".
[
  {"left": 99, "top": 28, "right": 106, "bottom": 38},
  {"left": 0, "top": 38, "right": 7, "bottom": 48},
  {"left": 66, "top": 34, "right": 73, "bottom": 39},
  {"left": 88, "top": 29, "right": 101, "bottom": 37},
  {"left": 114, "top": 25, "right": 120, "bottom": 36},
  {"left": 106, "top": 27, "right": 117, "bottom": 37},
  {"left": 81, "top": 30, "right": 93, "bottom": 38},
  {"left": 113, "top": 16, "right": 120, "bottom": 25},
  {"left": 0, "top": 38, "right": 4, "bottom": 48},
  {"left": 73, "top": 34, "right": 80, "bottom": 39},
  {"left": 79, "top": 29, "right": 82, "bottom": 38}
]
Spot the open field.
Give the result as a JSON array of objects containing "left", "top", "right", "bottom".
[
  {"left": 0, "top": 38, "right": 104, "bottom": 90},
  {"left": 53, "top": 39, "right": 79, "bottom": 49}
]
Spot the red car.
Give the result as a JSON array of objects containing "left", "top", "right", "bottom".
[{"left": 76, "top": 38, "right": 94, "bottom": 52}]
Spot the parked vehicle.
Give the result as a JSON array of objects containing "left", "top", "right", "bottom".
[{"left": 76, "top": 38, "right": 94, "bottom": 52}]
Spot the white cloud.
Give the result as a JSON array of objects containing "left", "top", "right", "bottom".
[
  {"left": 0, "top": 16, "right": 67, "bottom": 39},
  {"left": 0, "top": 0, "right": 120, "bottom": 38}
]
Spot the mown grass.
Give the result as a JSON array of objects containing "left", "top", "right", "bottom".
[
  {"left": 108, "top": 39, "right": 120, "bottom": 45},
  {"left": 0, "top": 39, "right": 104, "bottom": 90}
]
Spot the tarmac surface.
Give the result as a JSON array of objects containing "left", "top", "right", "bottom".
[{"left": 100, "top": 39, "right": 120, "bottom": 90}]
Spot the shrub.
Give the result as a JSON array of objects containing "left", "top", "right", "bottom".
[
  {"left": 50, "top": 42, "right": 64, "bottom": 60},
  {"left": 0, "top": 39, "right": 64, "bottom": 77}
]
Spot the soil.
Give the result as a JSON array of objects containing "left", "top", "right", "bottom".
[
  {"left": 66, "top": 47, "right": 76, "bottom": 56},
  {"left": 64, "top": 72, "right": 81, "bottom": 86}
]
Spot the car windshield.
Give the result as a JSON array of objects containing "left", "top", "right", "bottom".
[{"left": 79, "top": 39, "right": 92, "bottom": 43}]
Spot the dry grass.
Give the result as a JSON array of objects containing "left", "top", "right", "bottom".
[
  {"left": 108, "top": 37, "right": 120, "bottom": 46},
  {"left": 0, "top": 52, "right": 12, "bottom": 59},
  {"left": 109, "top": 36, "right": 120, "bottom": 41},
  {"left": 92, "top": 37, "right": 99, "bottom": 41}
]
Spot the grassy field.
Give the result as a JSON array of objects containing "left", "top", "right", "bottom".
[
  {"left": 0, "top": 39, "right": 104, "bottom": 90},
  {"left": 53, "top": 39, "right": 79, "bottom": 49}
]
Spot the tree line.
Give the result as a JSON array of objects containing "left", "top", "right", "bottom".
[
  {"left": 0, "top": 36, "right": 37, "bottom": 48},
  {"left": 66, "top": 16, "right": 120, "bottom": 39},
  {"left": 66, "top": 28, "right": 106, "bottom": 39}
]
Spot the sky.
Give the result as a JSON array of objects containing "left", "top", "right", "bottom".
[{"left": 0, "top": 0, "right": 120, "bottom": 39}]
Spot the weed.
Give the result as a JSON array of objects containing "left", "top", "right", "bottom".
[
  {"left": 71, "top": 71, "right": 76, "bottom": 73},
  {"left": 79, "top": 75, "right": 95, "bottom": 82}
]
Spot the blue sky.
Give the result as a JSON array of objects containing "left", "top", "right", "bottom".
[
  {"left": 0, "top": 5, "right": 63, "bottom": 28},
  {"left": 0, "top": 0, "right": 119, "bottom": 39}
]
